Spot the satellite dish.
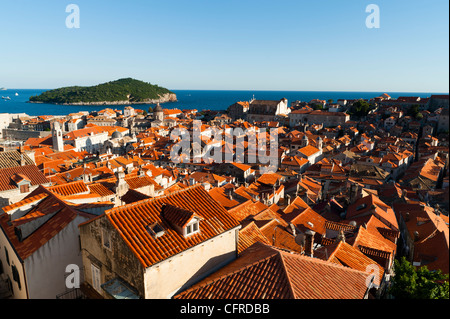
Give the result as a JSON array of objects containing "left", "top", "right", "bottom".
[{"left": 295, "top": 233, "right": 306, "bottom": 247}]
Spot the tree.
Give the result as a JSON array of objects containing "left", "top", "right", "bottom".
[
  {"left": 313, "top": 103, "right": 323, "bottom": 110},
  {"left": 407, "top": 104, "right": 421, "bottom": 119},
  {"left": 148, "top": 106, "right": 153, "bottom": 113},
  {"left": 349, "top": 100, "right": 371, "bottom": 117},
  {"left": 389, "top": 257, "right": 449, "bottom": 299}
]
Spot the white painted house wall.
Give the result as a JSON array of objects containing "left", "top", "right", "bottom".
[
  {"left": 143, "top": 227, "right": 240, "bottom": 299},
  {"left": 24, "top": 214, "right": 90, "bottom": 299},
  {"left": 71, "top": 132, "right": 109, "bottom": 152}
]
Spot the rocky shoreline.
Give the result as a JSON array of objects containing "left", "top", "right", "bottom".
[{"left": 27, "top": 93, "right": 177, "bottom": 106}]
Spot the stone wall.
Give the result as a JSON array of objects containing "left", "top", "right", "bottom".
[{"left": 2, "top": 129, "right": 52, "bottom": 141}]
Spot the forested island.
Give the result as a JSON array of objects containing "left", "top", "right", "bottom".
[{"left": 28, "top": 78, "right": 177, "bottom": 105}]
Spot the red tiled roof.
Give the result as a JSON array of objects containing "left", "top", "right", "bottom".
[
  {"left": 174, "top": 242, "right": 371, "bottom": 299},
  {"left": 208, "top": 187, "right": 240, "bottom": 210},
  {"left": 290, "top": 207, "right": 327, "bottom": 235},
  {"left": 257, "top": 173, "right": 282, "bottom": 186},
  {"left": 298, "top": 145, "right": 320, "bottom": 157},
  {"left": 164, "top": 182, "right": 188, "bottom": 195},
  {"left": 48, "top": 180, "right": 89, "bottom": 196},
  {"left": 64, "top": 126, "right": 105, "bottom": 140},
  {"left": 346, "top": 194, "right": 399, "bottom": 231},
  {"left": 0, "top": 165, "right": 50, "bottom": 192},
  {"left": 259, "top": 220, "right": 301, "bottom": 253},
  {"left": 282, "top": 196, "right": 310, "bottom": 223},
  {"left": 228, "top": 200, "right": 268, "bottom": 222},
  {"left": 238, "top": 221, "right": 271, "bottom": 254},
  {"left": 88, "top": 183, "right": 115, "bottom": 197},
  {"left": 394, "top": 203, "right": 449, "bottom": 273},
  {"left": 327, "top": 241, "right": 385, "bottom": 286},
  {"left": 2, "top": 193, "right": 48, "bottom": 214},
  {"left": 352, "top": 222, "right": 396, "bottom": 257},
  {"left": 0, "top": 186, "right": 95, "bottom": 261},
  {"left": 97, "top": 184, "right": 241, "bottom": 268}
]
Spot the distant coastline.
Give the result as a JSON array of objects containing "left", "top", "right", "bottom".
[
  {"left": 26, "top": 92, "right": 178, "bottom": 106},
  {"left": 27, "top": 78, "right": 177, "bottom": 106},
  {"left": 2, "top": 89, "right": 447, "bottom": 117}
]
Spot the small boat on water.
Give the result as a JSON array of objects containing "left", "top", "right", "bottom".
[
  {"left": 2, "top": 96, "right": 11, "bottom": 100},
  {"left": 0, "top": 88, "right": 6, "bottom": 91},
  {"left": 15, "top": 93, "right": 19, "bottom": 96}
]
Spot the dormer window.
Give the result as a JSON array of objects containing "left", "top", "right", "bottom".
[
  {"left": 19, "top": 184, "right": 30, "bottom": 193},
  {"left": 185, "top": 218, "right": 201, "bottom": 237},
  {"left": 162, "top": 204, "right": 202, "bottom": 238},
  {"left": 11, "top": 173, "right": 31, "bottom": 193}
]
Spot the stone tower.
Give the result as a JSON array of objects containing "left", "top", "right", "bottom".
[
  {"left": 154, "top": 103, "right": 164, "bottom": 122},
  {"left": 52, "top": 121, "right": 64, "bottom": 152},
  {"left": 316, "top": 136, "right": 323, "bottom": 150},
  {"left": 301, "top": 134, "right": 309, "bottom": 147}
]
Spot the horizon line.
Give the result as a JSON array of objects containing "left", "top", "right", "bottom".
[{"left": 3, "top": 88, "right": 449, "bottom": 95}]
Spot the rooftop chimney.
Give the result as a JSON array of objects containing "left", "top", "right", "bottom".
[
  {"left": 335, "top": 230, "right": 346, "bottom": 244},
  {"left": 405, "top": 212, "right": 410, "bottom": 222},
  {"left": 289, "top": 223, "right": 296, "bottom": 237},
  {"left": 304, "top": 229, "right": 316, "bottom": 257}
]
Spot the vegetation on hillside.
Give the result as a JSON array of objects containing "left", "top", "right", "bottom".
[{"left": 29, "top": 78, "right": 174, "bottom": 104}]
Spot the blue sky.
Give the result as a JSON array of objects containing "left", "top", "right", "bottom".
[{"left": 0, "top": 0, "right": 448, "bottom": 92}]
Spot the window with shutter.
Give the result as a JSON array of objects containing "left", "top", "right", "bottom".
[{"left": 91, "top": 264, "right": 101, "bottom": 293}]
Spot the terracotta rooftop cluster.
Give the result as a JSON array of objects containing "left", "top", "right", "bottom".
[{"left": 0, "top": 96, "right": 448, "bottom": 299}]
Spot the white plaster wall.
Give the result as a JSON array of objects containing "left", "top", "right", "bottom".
[
  {"left": 143, "top": 228, "right": 239, "bottom": 299},
  {"left": 0, "top": 184, "right": 50, "bottom": 209},
  {"left": 0, "top": 226, "right": 28, "bottom": 299},
  {"left": 24, "top": 214, "right": 89, "bottom": 299}
]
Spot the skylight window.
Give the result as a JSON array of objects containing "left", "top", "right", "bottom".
[
  {"left": 356, "top": 203, "right": 367, "bottom": 211},
  {"left": 146, "top": 222, "right": 165, "bottom": 238}
]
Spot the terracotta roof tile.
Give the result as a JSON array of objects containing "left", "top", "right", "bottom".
[
  {"left": 0, "top": 165, "right": 50, "bottom": 192},
  {"left": 327, "top": 241, "right": 384, "bottom": 286},
  {"left": 2, "top": 193, "right": 48, "bottom": 214},
  {"left": 208, "top": 187, "right": 240, "bottom": 210},
  {"left": 0, "top": 150, "right": 35, "bottom": 168},
  {"left": 228, "top": 200, "right": 269, "bottom": 222},
  {"left": 88, "top": 183, "right": 115, "bottom": 197},
  {"left": 257, "top": 173, "right": 283, "bottom": 186},
  {"left": 298, "top": 145, "right": 321, "bottom": 157},
  {"left": 175, "top": 242, "right": 371, "bottom": 299},
  {"left": 289, "top": 207, "right": 327, "bottom": 235},
  {"left": 0, "top": 186, "right": 95, "bottom": 261},
  {"left": 98, "top": 184, "right": 241, "bottom": 268},
  {"left": 48, "top": 180, "right": 89, "bottom": 196},
  {"left": 238, "top": 221, "right": 271, "bottom": 254}
]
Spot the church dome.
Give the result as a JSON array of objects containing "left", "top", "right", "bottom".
[
  {"left": 111, "top": 130, "right": 123, "bottom": 139},
  {"left": 154, "top": 103, "right": 163, "bottom": 112}
]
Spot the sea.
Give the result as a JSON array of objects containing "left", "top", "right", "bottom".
[{"left": 0, "top": 89, "right": 447, "bottom": 116}]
